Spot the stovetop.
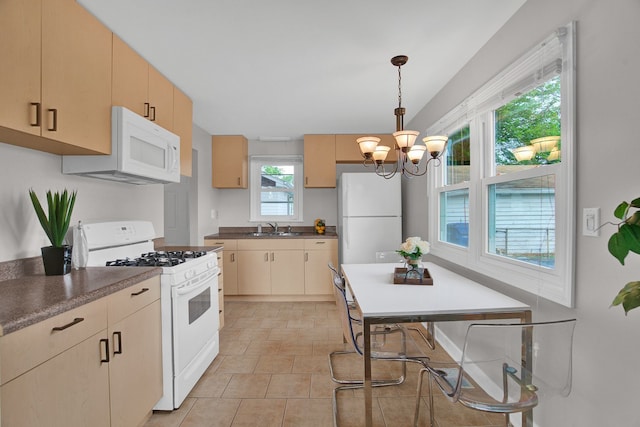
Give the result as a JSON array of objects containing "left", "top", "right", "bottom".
[{"left": 105, "top": 250, "right": 209, "bottom": 267}]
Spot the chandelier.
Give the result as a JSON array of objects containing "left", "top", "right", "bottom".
[{"left": 357, "top": 55, "right": 448, "bottom": 179}]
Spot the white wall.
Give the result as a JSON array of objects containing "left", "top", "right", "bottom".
[
  {"left": 405, "top": 0, "right": 640, "bottom": 425},
  {"left": 216, "top": 139, "right": 341, "bottom": 228},
  {"left": 0, "top": 142, "right": 164, "bottom": 262},
  {"left": 193, "top": 124, "right": 220, "bottom": 243}
]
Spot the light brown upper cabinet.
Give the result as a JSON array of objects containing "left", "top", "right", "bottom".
[
  {"left": 173, "top": 87, "right": 193, "bottom": 177},
  {"left": 0, "top": 0, "right": 112, "bottom": 155},
  {"left": 303, "top": 134, "right": 336, "bottom": 188},
  {"left": 212, "top": 135, "right": 248, "bottom": 188},
  {"left": 148, "top": 66, "right": 174, "bottom": 131},
  {"left": 335, "top": 134, "right": 398, "bottom": 163},
  {"left": 112, "top": 36, "right": 174, "bottom": 132}
]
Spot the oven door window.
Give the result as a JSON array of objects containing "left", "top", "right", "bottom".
[{"left": 188, "top": 287, "right": 211, "bottom": 324}]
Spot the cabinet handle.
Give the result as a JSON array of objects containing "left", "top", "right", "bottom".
[
  {"left": 218, "top": 288, "right": 222, "bottom": 292},
  {"left": 144, "top": 102, "right": 150, "bottom": 118},
  {"left": 270, "top": 252, "right": 275, "bottom": 262},
  {"left": 237, "top": 177, "right": 241, "bottom": 186},
  {"left": 315, "top": 241, "right": 326, "bottom": 245},
  {"left": 150, "top": 106, "right": 156, "bottom": 121},
  {"left": 219, "top": 309, "right": 222, "bottom": 314},
  {"left": 305, "top": 252, "right": 309, "bottom": 262},
  {"left": 264, "top": 252, "right": 269, "bottom": 262},
  {"left": 131, "top": 287, "right": 149, "bottom": 296},
  {"left": 47, "top": 108, "right": 57, "bottom": 131},
  {"left": 218, "top": 272, "right": 222, "bottom": 276},
  {"left": 51, "top": 317, "right": 84, "bottom": 332},
  {"left": 100, "top": 338, "right": 110, "bottom": 364},
  {"left": 30, "top": 102, "right": 41, "bottom": 126},
  {"left": 305, "top": 177, "right": 309, "bottom": 185},
  {"left": 231, "top": 253, "right": 235, "bottom": 262},
  {"left": 113, "top": 331, "right": 123, "bottom": 355}
]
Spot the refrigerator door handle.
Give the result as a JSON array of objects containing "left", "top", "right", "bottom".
[{"left": 344, "top": 219, "right": 349, "bottom": 249}]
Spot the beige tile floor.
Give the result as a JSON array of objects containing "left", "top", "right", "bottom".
[{"left": 145, "top": 301, "right": 505, "bottom": 427}]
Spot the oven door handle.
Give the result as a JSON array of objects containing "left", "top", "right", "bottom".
[{"left": 174, "top": 268, "right": 219, "bottom": 296}]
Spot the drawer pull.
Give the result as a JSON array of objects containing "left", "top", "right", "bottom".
[
  {"left": 113, "top": 331, "right": 123, "bottom": 355},
  {"left": 100, "top": 338, "right": 110, "bottom": 364},
  {"left": 150, "top": 106, "right": 156, "bottom": 121},
  {"left": 144, "top": 102, "right": 150, "bottom": 118},
  {"left": 47, "top": 108, "right": 57, "bottom": 131},
  {"left": 51, "top": 317, "right": 84, "bottom": 332},
  {"left": 30, "top": 102, "right": 41, "bottom": 126},
  {"left": 131, "top": 287, "right": 149, "bottom": 296}
]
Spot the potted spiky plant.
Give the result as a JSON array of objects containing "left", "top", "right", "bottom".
[{"left": 28, "top": 189, "right": 77, "bottom": 275}]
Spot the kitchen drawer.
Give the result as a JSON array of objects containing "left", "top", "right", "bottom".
[
  {"left": 304, "top": 238, "right": 337, "bottom": 250},
  {"left": 0, "top": 297, "right": 107, "bottom": 385},
  {"left": 107, "top": 277, "right": 160, "bottom": 325},
  {"left": 238, "top": 238, "right": 304, "bottom": 251},
  {"left": 205, "top": 239, "right": 237, "bottom": 250}
]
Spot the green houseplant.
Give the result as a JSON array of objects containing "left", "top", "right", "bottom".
[
  {"left": 28, "top": 189, "right": 77, "bottom": 275},
  {"left": 608, "top": 197, "right": 640, "bottom": 314}
]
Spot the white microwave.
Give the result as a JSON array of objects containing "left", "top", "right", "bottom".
[{"left": 63, "top": 106, "right": 180, "bottom": 185}]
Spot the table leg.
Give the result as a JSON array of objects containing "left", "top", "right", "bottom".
[
  {"left": 363, "top": 317, "right": 373, "bottom": 427},
  {"left": 522, "top": 310, "right": 533, "bottom": 427}
]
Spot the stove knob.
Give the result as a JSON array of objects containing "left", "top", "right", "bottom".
[{"left": 184, "top": 269, "right": 195, "bottom": 280}]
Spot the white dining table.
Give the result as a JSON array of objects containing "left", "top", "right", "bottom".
[{"left": 341, "top": 262, "right": 532, "bottom": 427}]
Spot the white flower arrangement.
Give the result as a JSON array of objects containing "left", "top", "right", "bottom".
[{"left": 397, "top": 236, "right": 430, "bottom": 261}]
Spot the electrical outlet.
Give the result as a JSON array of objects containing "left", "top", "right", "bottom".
[{"left": 583, "top": 207, "right": 600, "bottom": 237}]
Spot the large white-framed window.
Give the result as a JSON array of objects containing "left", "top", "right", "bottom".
[
  {"left": 427, "top": 22, "right": 576, "bottom": 307},
  {"left": 249, "top": 155, "right": 304, "bottom": 222}
]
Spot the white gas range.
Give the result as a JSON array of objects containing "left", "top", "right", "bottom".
[{"left": 82, "top": 221, "right": 220, "bottom": 410}]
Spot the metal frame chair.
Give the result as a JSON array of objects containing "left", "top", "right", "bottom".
[
  {"left": 415, "top": 319, "right": 577, "bottom": 427},
  {"left": 329, "top": 262, "right": 431, "bottom": 426}
]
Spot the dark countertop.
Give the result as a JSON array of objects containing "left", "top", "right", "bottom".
[
  {"left": 204, "top": 226, "right": 337, "bottom": 240},
  {"left": 156, "top": 245, "right": 223, "bottom": 252},
  {"left": 0, "top": 267, "right": 162, "bottom": 336}
]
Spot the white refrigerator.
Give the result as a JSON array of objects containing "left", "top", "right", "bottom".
[{"left": 338, "top": 173, "right": 402, "bottom": 264}]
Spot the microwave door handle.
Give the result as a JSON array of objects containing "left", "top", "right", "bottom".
[{"left": 168, "top": 144, "right": 178, "bottom": 172}]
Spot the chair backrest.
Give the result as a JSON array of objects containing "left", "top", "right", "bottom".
[
  {"left": 329, "top": 263, "right": 363, "bottom": 355},
  {"left": 375, "top": 251, "right": 403, "bottom": 263},
  {"left": 447, "top": 319, "right": 577, "bottom": 413}
]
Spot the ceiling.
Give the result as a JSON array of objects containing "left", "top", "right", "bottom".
[{"left": 78, "top": 0, "right": 526, "bottom": 141}]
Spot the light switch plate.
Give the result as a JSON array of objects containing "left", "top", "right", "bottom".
[{"left": 583, "top": 207, "right": 600, "bottom": 237}]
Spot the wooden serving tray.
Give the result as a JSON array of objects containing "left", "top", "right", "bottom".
[{"left": 393, "top": 267, "right": 434, "bottom": 285}]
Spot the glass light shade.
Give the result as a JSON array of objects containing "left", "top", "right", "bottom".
[
  {"left": 357, "top": 136, "right": 380, "bottom": 156},
  {"left": 423, "top": 135, "right": 448, "bottom": 156},
  {"left": 372, "top": 145, "right": 390, "bottom": 162},
  {"left": 512, "top": 146, "right": 536, "bottom": 162},
  {"left": 530, "top": 136, "right": 560, "bottom": 153},
  {"left": 393, "top": 130, "right": 419, "bottom": 149},
  {"left": 407, "top": 145, "right": 426, "bottom": 163},
  {"left": 547, "top": 147, "right": 561, "bottom": 161}
]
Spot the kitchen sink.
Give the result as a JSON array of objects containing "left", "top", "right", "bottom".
[{"left": 246, "top": 231, "right": 302, "bottom": 237}]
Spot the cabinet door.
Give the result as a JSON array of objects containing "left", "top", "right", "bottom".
[
  {"left": 271, "top": 250, "right": 305, "bottom": 295},
  {"left": 108, "top": 300, "right": 162, "bottom": 427},
  {"left": 0, "top": 0, "right": 41, "bottom": 135},
  {"left": 1, "top": 331, "right": 111, "bottom": 427},
  {"left": 41, "top": 0, "right": 112, "bottom": 154},
  {"left": 206, "top": 239, "right": 239, "bottom": 295},
  {"left": 148, "top": 65, "right": 174, "bottom": 131},
  {"left": 173, "top": 86, "right": 193, "bottom": 177},
  {"left": 304, "top": 134, "right": 336, "bottom": 188},
  {"left": 238, "top": 250, "right": 271, "bottom": 294},
  {"left": 112, "top": 34, "right": 149, "bottom": 118},
  {"left": 212, "top": 135, "right": 248, "bottom": 188},
  {"left": 304, "top": 240, "right": 338, "bottom": 295}
]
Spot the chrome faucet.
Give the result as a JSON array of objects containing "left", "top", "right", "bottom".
[{"left": 267, "top": 222, "right": 278, "bottom": 233}]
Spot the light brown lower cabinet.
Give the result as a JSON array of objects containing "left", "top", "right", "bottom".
[
  {"left": 0, "top": 277, "right": 161, "bottom": 427},
  {"left": 213, "top": 238, "right": 337, "bottom": 297}
]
